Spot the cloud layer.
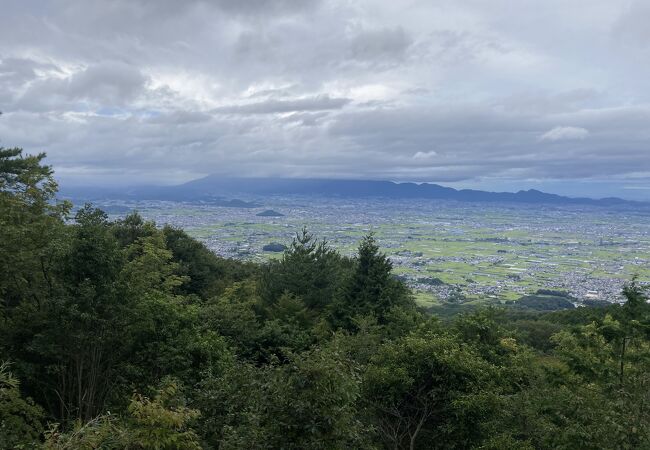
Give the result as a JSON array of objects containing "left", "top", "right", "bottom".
[
  {"left": 1, "top": 0, "right": 649, "bottom": 198},
  {"left": 540, "top": 126, "right": 590, "bottom": 142}
]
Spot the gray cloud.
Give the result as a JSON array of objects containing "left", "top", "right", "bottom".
[
  {"left": 0, "top": 57, "right": 55, "bottom": 86},
  {"left": 124, "top": 0, "right": 322, "bottom": 17},
  {"left": 65, "top": 63, "right": 147, "bottom": 103},
  {"left": 612, "top": 1, "right": 650, "bottom": 49},
  {"left": 9, "top": 62, "right": 148, "bottom": 112},
  {"left": 0, "top": 0, "right": 648, "bottom": 199},
  {"left": 212, "top": 95, "right": 351, "bottom": 114},
  {"left": 539, "top": 126, "right": 590, "bottom": 142},
  {"left": 348, "top": 27, "right": 412, "bottom": 65}
]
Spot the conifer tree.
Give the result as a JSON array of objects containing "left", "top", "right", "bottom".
[{"left": 337, "top": 234, "right": 411, "bottom": 328}]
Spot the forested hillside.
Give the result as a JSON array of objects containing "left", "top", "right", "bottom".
[{"left": 1, "top": 148, "right": 649, "bottom": 449}]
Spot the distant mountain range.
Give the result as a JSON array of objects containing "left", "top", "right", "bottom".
[{"left": 61, "top": 176, "right": 648, "bottom": 208}]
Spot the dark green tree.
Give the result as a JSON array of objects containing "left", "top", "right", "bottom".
[
  {"left": 113, "top": 211, "right": 156, "bottom": 248},
  {"left": 0, "top": 148, "right": 69, "bottom": 309},
  {"left": 259, "top": 227, "right": 347, "bottom": 311},
  {"left": 200, "top": 339, "right": 368, "bottom": 449},
  {"left": 163, "top": 225, "right": 257, "bottom": 299},
  {"left": 0, "top": 361, "right": 44, "bottom": 449},
  {"left": 23, "top": 205, "right": 129, "bottom": 422},
  {"left": 333, "top": 233, "right": 412, "bottom": 330},
  {"left": 363, "top": 328, "right": 497, "bottom": 450}
]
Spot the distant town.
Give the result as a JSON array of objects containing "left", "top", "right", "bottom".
[{"left": 93, "top": 196, "right": 650, "bottom": 307}]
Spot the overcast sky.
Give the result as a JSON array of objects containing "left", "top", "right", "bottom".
[{"left": 1, "top": 0, "right": 649, "bottom": 199}]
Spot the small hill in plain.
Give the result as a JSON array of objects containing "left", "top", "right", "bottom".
[
  {"left": 256, "top": 209, "right": 284, "bottom": 217},
  {"left": 262, "top": 242, "right": 287, "bottom": 252},
  {"left": 516, "top": 289, "right": 577, "bottom": 310}
]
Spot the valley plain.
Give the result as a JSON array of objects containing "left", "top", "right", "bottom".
[{"left": 93, "top": 196, "right": 650, "bottom": 308}]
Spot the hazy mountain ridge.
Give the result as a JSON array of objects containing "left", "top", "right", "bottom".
[
  {"left": 60, "top": 176, "right": 648, "bottom": 208},
  {"left": 175, "top": 176, "right": 647, "bottom": 207}
]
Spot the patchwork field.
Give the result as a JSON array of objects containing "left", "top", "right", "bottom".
[{"left": 98, "top": 196, "right": 650, "bottom": 306}]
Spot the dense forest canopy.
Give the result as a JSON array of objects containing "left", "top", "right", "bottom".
[{"left": 1, "top": 148, "right": 649, "bottom": 449}]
